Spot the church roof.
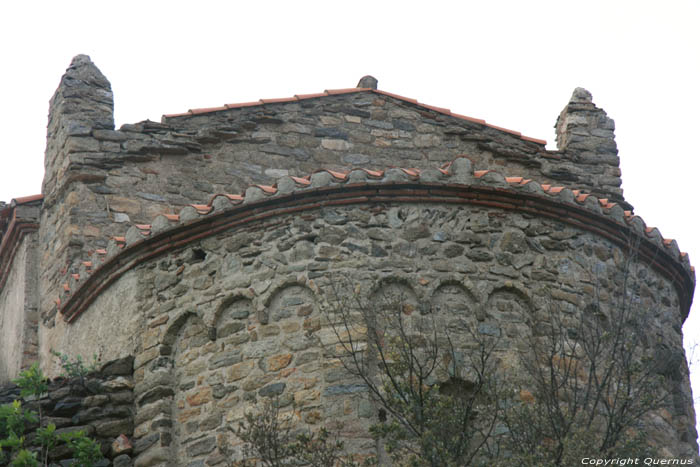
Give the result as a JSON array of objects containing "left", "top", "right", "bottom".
[{"left": 163, "top": 86, "right": 547, "bottom": 146}]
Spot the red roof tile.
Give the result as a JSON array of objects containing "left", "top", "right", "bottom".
[
  {"left": 224, "top": 101, "right": 261, "bottom": 109},
  {"left": 295, "top": 92, "right": 329, "bottom": 100},
  {"left": 291, "top": 176, "right": 312, "bottom": 186},
  {"left": 325, "top": 88, "right": 366, "bottom": 95},
  {"left": 373, "top": 90, "right": 419, "bottom": 105},
  {"left": 260, "top": 97, "right": 298, "bottom": 104},
  {"left": 12, "top": 194, "right": 44, "bottom": 205},
  {"left": 162, "top": 86, "right": 547, "bottom": 146},
  {"left": 256, "top": 185, "right": 277, "bottom": 194}
]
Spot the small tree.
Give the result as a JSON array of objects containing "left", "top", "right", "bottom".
[
  {"left": 235, "top": 398, "right": 364, "bottom": 467},
  {"left": 501, "top": 245, "right": 667, "bottom": 465},
  {"left": 325, "top": 280, "right": 504, "bottom": 466}
]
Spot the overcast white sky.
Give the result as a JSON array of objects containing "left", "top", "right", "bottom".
[{"left": 1, "top": 0, "right": 699, "bottom": 444}]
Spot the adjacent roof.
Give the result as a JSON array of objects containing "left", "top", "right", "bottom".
[{"left": 0, "top": 195, "right": 43, "bottom": 292}]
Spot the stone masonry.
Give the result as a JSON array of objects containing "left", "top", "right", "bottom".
[
  {"left": 0, "top": 56, "right": 696, "bottom": 465},
  {"left": 0, "top": 356, "right": 134, "bottom": 466}
]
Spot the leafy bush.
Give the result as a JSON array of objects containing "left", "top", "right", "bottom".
[
  {"left": 0, "top": 364, "right": 104, "bottom": 466},
  {"left": 49, "top": 351, "right": 99, "bottom": 380}
]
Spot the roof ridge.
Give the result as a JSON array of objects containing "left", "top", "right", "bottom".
[{"left": 162, "top": 87, "right": 547, "bottom": 146}]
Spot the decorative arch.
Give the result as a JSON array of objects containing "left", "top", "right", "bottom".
[
  {"left": 430, "top": 281, "right": 478, "bottom": 335},
  {"left": 368, "top": 276, "right": 420, "bottom": 314},
  {"left": 146, "top": 311, "right": 223, "bottom": 465},
  {"left": 213, "top": 294, "right": 253, "bottom": 341},
  {"left": 483, "top": 285, "right": 532, "bottom": 338}
]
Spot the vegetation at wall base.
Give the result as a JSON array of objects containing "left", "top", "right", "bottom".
[{"left": 0, "top": 362, "right": 103, "bottom": 467}]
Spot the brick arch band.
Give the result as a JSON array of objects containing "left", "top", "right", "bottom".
[{"left": 59, "top": 182, "right": 694, "bottom": 323}]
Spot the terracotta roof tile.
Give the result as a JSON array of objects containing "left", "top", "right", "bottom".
[
  {"left": 291, "top": 176, "right": 312, "bottom": 186},
  {"left": 162, "top": 86, "right": 546, "bottom": 145},
  {"left": 295, "top": 92, "right": 329, "bottom": 100},
  {"left": 256, "top": 185, "right": 277, "bottom": 194},
  {"left": 449, "top": 112, "right": 486, "bottom": 125},
  {"left": 361, "top": 168, "right": 384, "bottom": 178},
  {"left": 419, "top": 103, "right": 451, "bottom": 115},
  {"left": 260, "top": 97, "right": 298, "bottom": 104},
  {"left": 520, "top": 135, "right": 548, "bottom": 145},
  {"left": 190, "top": 106, "right": 228, "bottom": 115},
  {"left": 163, "top": 111, "right": 192, "bottom": 118},
  {"left": 325, "top": 170, "right": 348, "bottom": 181},
  {"left": 190, "top": 204, "right": 213, "bottom": 214},
  {"left": 401, "top": 168, "right": 421, "bottom": 178},
  {"left": 373, "top": 90, "right": 419, "bottom": 104},
  {"left": 484, "top": 123, "right": 521, "bottom": 137},
  {"left": 325, "top": 88, "right": 364, "bottom": 95},
  {"left": 221, "top": 193, "right": 245, "bottom": 202},
  {"left": 12, "top": 194, "right": 44, "bottom": 205},
  {"left": 224, "top": 101, "right": 261, "bottom": 109},
  {"left": 474, "top": 170, "right": 490, "bottom": 178}
]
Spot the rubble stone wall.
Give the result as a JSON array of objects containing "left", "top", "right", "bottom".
[
  {"left": 0, "top": 357, "right": 134, "bottom": 467},
  {"left": 36, "top": 58, "right": 623, "bottom": 348},
  {"left": 43, "top": 200, "right": 696, "bottom": 465},
  {"left": 0, "top": 231, "right": 38, "bottom": 382}
]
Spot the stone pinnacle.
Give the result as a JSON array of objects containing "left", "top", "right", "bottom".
[
  {"left": 570, "top": 87, "right": 593, "bottom": 104},
  {"left": 357, "top": 75, "right": 378, "bottom": 90}
]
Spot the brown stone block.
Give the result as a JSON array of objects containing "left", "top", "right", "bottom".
[
  {"left": 303, "top": 409, "right": 322, "bottom": 424},
  {"left": 227, "top": 360, "right": 255, "bottom": 382},
  {"left": 303, "top": 317, "right": 321, "bottom": 332},
  {"left": 294, "top": 389, "right": 320, "bottom": 406},
  {"left": 148, "top": 314, "right": 169, "bottom": 328},
  {"left": 186, "top": 386, "right": 213, "bottom": 407},
  {"left": 107, "top": 196, "right": 141, "bottom": 215},
  {"left": 280, "top": 367, "right": 296, "bottom": 378},
  {"left": 177, "top": 407, "right": 201, "bottom": 424},
  {"left": 281, "top": 321, "right": 301, "bottom": 333},
  {"left": 216, "top": 393, "right": 240, "bottom": 409},
  {"left": 267, "top": 353, "right": 293, "bottom": 372}
]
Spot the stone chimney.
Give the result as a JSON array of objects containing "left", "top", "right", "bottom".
[
  {"left": 43, "top": 55, "right": 114, "bottom": 199},
  {"left": 555, "top": 88, "right": 627, "bottom": 208},
  {"left": 39, "top": 55, "right": 114, "bottom": 330}
]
